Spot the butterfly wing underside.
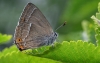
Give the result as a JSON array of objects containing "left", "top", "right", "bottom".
[{"left": 14, "top": 3, "right": 54, "bottom": 50}]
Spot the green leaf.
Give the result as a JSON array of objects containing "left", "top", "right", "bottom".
[
  {"left": 0, "top": 33, "right": 12, "bottom": 44},
  {"left": 1, "top": 40, "right": 100, "bottom": 63},
  {"left": 26, "top": 41, "right": 100, "bottom": 63},
  {"left": 0, "top": 45, "right": 61, "bottom": 63}
]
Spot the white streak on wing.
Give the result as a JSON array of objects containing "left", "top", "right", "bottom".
[
  {"left": 25, "top": 7, "right": 37, "bottom": 22},
  {"left": 18, "top": 5, "right": 37, "bottom": 23},
  {"left": 14, "top": 4, "right": 27, "bottom": 41},
  {"left": 23, "top": 23, "right": 32, "bottom": 46},
  {"left": 14, "top": 23, "right": 21, "bottom": 44},
  {"left": 22, "top": 7, "right": 37, "bottom": 46},
  {"left": 15, "top": 6, "right": 37, "bottom": 47}
]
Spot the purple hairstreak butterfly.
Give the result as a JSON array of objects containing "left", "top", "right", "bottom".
[{"left": 14, "top": 2, "right": 66, "bottom": 51}]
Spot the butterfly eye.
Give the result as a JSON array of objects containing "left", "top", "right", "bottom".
[{"left": 16, "top": 38, "right": 22, "bottom": 42}]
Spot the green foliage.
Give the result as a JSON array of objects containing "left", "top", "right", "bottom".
[
  {"left": 58, "top": 0, "right": 100, "bottom": 41},
  {"left": 1, "top": 41, "right": 100, "bottom": 63},
  {"left": 0, "top": 46, "right": 61, "bottom": 63},
  {"left": 91, "top": 2, "right": 100, "bottom": 46},
  {"left": 39, "top": 41, "right": 100, "bottom": 63},
  {"left": 0, "top": 33, "right": 12, "bottom": 44},
  {"left": 1, "top": 1, "right": 100, "bottom": 63},
  {"left": 81, "top": 20, "right": 96, "bottom": 44}
]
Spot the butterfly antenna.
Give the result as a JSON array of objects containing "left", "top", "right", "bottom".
[{"left": 55, "top": 21, "right": 66, "bottom": 31}]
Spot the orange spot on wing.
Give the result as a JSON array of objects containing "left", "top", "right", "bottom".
[
  {"left": 19, "top": 45, "right": 24, "bottom": 50},
  {"left": 16, "top": 38, "right": 22, "bottom": 43},
  {"left": 15, "top": 38, "right": 25, "bottom": 51}
]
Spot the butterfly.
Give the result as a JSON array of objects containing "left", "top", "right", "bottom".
[{"left": 14, "top": 3, "right": 58, "bottom": 51}]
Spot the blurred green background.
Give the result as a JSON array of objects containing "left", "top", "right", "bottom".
[{"left": 0, "top": 0, "right": 100, "bottom": 50}]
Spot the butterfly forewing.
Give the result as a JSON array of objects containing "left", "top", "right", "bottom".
[{"left": 14, "top": 3, "right": 54, "bottom": 50}]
